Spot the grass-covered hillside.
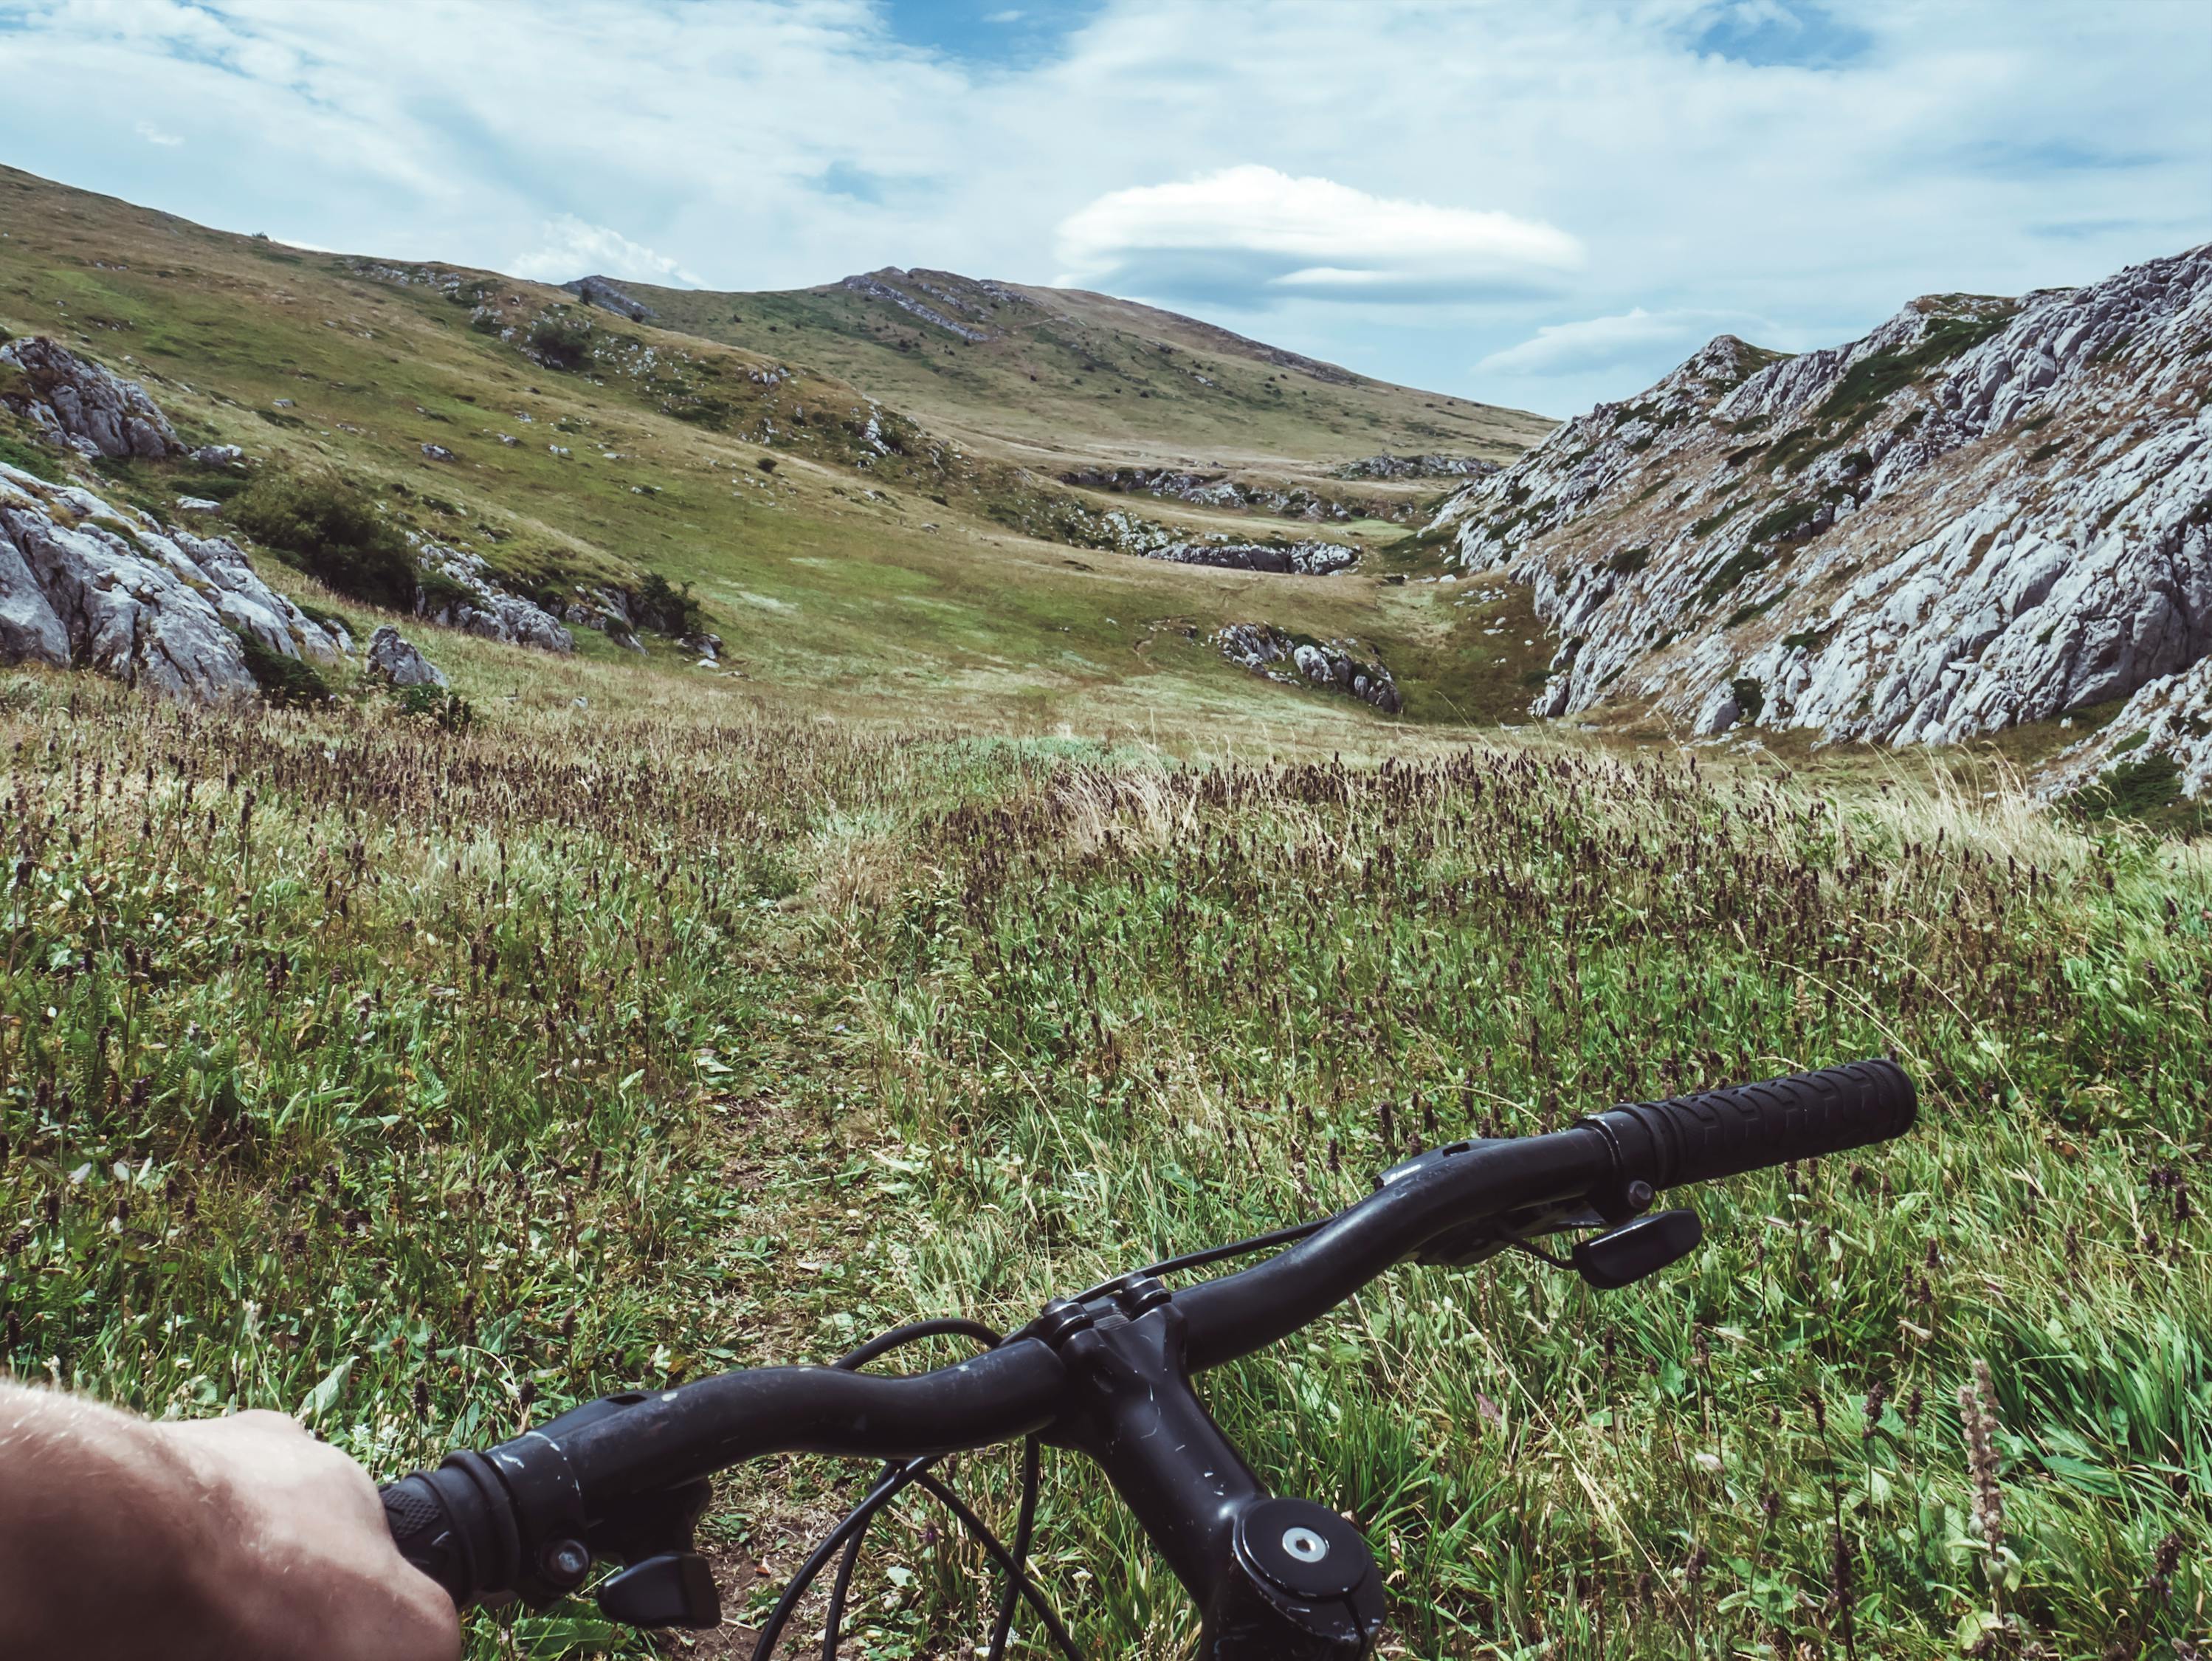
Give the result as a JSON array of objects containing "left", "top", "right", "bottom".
[
  {"left": 594, "top": 266, "right": 1552, "bottom": 482},
  {"left": 2, "top": 663, "right": 2202, "bottom": 1659},
  {"left": 0, "top": 163, "right": 1555, "bottom": 731}
]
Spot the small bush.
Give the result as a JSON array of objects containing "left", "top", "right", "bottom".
[
  {"left": 1606, "top": 546, "right": 1651, "bottom": 575},
  {"left": 757, "top": 457, "right": 778, "bottom": 473},
  {"left": 1730, "top": 675, "right": 1765, "bottom": 721},
  {"left": 229, "top": 474, "right": 417, "bottom": 611},
  {"left": 231, "top": 627, "right": 332, "bottom": 707},
  {"left": 0, "top": 428, "right": 65, "bottom": 484},
  {"left": 635, "top": 571, "right": 703, "bottom": 636},
  {"left": 396, "top": 684, "right": 475, "bottom": 732},
  {"left": 528, "top": 315, "right": 593, "bottom": 371}
]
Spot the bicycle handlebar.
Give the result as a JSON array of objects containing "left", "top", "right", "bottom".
[{"left": 380, "top": 1059, "right": 1915, "bottom": 1637}]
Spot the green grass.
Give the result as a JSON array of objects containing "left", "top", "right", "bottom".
[{"left": 3, "top": 673, "right": 2205, "bottom": 1660}]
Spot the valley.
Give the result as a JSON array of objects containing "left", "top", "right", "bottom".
[{"left": 0, "top": 156, "right": 2207, "bottom": 1661}]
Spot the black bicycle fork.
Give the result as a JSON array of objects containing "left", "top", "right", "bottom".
[{"left": 1034, "top": 1276, "right": 1385, "bottom": 1660}]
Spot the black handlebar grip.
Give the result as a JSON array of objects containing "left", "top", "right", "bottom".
[
  {"left": 1588, "top": 1059, "right": 1917, "bottom": 1191},
  {"left": 379, "top": 1452, "right": 522, "bottom": 1610}
]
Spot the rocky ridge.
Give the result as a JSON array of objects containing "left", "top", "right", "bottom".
[
  {"left": 1, "top": 461, "right": 346, "bottom": 701},
  {"left": 1332, "top": 453, "right": 1500, "bottom": 481},
  {"left": 1431, "top": 244, "right": 2212, "bottom": 781},
  {"left": 1057, "top": 466, "right": 1413, "bottom": 524},
  {"left": 562, "top": 275, "right": 657, "bottom": 323}
]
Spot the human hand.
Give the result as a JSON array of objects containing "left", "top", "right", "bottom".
[{"left": 152, "top": 1409, "right": 461, "bottom": 1661}]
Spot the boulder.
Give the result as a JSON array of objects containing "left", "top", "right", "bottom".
[
  {"left": 366, "top": 625, "right": 447, "bottom": 687},
  {"left": 1214, "top": 623, "right": 1402, "bottom": 712},
  {"left": 0, "top": 337, "right": 181, "bottom": 461},
  {"left": 189, "top": 444, "right": 245, "bottom": 467},
  {"left": 0, "top": 461, "right": 345, "bottom": 701},
  {"left": 413, "top": 539, "right": 573, "bottom": 653},
  {"left": 420, "top": 442, "right": 456, "bottom": 462}
]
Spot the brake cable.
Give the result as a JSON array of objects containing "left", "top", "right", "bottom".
[{"left": 748, "top": 1317, "right": 1080, "bottom": 1661}]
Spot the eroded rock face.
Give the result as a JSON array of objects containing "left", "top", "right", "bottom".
[
  {"left": 1433, "top": 244, "right": 2212, "bottom": 761},
  {"left": 1215, "top": 623, "right": 1402, "bottom": 712},
  {"left": 0, "top": 337, "right": 182, "bottom": 461},
  {"left": 414, "top": 540, "right": 573, "bottom": 653},
  {"left": 366, "top": 625, "right": 447, "bottom": 687},
  {"left": 0, "top": 463, "right": 345, "bottom": 701},
  {"left": 2041, "top": 656, "right": 2212, "bottom": 799}
]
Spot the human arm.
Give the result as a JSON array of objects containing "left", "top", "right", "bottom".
[{"left": 0, "top": 1383, "right": 460, "bottom": 1661}]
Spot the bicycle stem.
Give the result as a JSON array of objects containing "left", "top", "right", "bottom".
[{"left": 1038, "top": 1282, "right": 1385, "bottom": 1659}]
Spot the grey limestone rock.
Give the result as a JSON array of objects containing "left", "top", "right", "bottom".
[
  {"left": 366, "top": 625, "right": 447, "bottom": 687},
  {"left": 562, "top": 276, "right": 657, "bottom": 323},
  {"left": 0, "top": 462, "right": 345, "bottom": 701},
  {"left": 0, "top": 337, "right": 181, "bottom": 460},
  {"left": 1215, "top": 623, "right": 1402, "bottom": 712},
  {"left": 413, "top": 539, "right": 573, "bottom": 653},
  {"left": 1430, "top": 244, "right": 2212, "bottom": 770}
]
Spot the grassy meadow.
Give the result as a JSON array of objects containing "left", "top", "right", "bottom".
[{"left": 1, "top": 650, "right": 2204, "bottom": 1660}]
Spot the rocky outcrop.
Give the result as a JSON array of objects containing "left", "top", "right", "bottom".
[
  {"left": 2039, "top": 657, "right": 2212, "bottom": 801},
  {"left": 366, "top": 625, "right": 446, "bottom": 687},
  {"left": 838, "top": 271, "right": 993, "bottom": 343},
  {"left": 1145, "top": 540, "right": 1357, "bottom": 577},
  {"left": 1058, "top": 466, "right": 1409, "bottom": 523},
  {"left": 413, "top": 540, "right": 573, "bottom": 653},
  {"left": 1432, "top": 244, "right": 2212, "bottom": 763},
  {"left": 996, "top": 482, "right": 1360, "bottom": 575},
  {"left": 1332, "top": 454, "right": 1501, "bottom": 481},
  {"left": 0, "top": 461, "right": 345, "bottom": 701},
  {"left": 562, "top": 275, "right": 657, "bottom": 323},
  {"left": 1215, "top": 623, "right": 1401, "bottom": 712},
  {"left": 0, "top": 337, "right": 181, "bottom": 460}
]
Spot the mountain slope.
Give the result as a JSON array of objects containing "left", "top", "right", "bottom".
[
  {"left": 1431, "top": 245, "right": 2212, "bottom": 778},
  {"left": 574, "top": 266, "right": 1551, "bottom": 481},
  {"left": 0, "top": 164, "right": 1551, "bottom": 731}
]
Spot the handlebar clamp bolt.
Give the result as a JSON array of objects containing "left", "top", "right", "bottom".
[
  {"left": 540, "top": 1538, "right": 592, "bottom": 1591},
  {"left": 1119, "top": 1274, "right": 1171, "bottom": 1314},
  {"left": 1034, "top": 1298, "right": 1092, "bottom": 1349}
]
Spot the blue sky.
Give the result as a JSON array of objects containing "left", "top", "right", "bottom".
[{"left": 0, "top": 0, "right": 2206, "bottom": 419}]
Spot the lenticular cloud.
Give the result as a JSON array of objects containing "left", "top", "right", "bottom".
[{"left": 1052, "top": 165, "right": 1582, "bottom": 306}]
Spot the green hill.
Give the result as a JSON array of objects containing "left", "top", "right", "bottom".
[
  {"left": 579, "top": 265, "right": 1551, "bottom": 481},
  {"left": 0, "top": 163, "right": 1557, "bottom": 730}
]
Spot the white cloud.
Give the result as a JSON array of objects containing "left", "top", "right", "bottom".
[
  {"left": 134, "top": 120, "right": 182, "bottom": 148},
  {"left": 0, "top": 0, "right": 2204, "bottom": 413},
  {"left": 1479, "top": 307, "right": 1777, "bottom": 376},
  {"left": 511, "top": 216, "right": 704, "bottom": 287},
  {"left": 1055, "top": 165, "right": 1581, "bottom": 304}
]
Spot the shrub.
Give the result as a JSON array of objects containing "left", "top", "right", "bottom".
[
  {"left": 1606, "top": 546, "right": 1651, "bottom": 575},
  {"left": 757, "top": 456, "right": 778, "bottom": 473},
  {"left": 635, "top": 571, "right": 703, "bottom": 636},
  {"left": 228, "top": 473, "right": 418, "bottom": 611},
  {"left": 1730, "top": 675, "right": 1765, "bottom": 721},
  {"left": 231, "top": 627, "right": 332, "bottom": 707},
  {"left": 528, "top": 315, "right": 593, "bottom": 371},
  {"left": 396, "top": 684, "right": 475, "bottom": 732},
  {"left": 0, "top": 428, "right": 65, "bottom": 484}
]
